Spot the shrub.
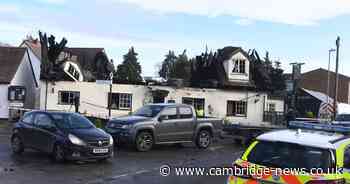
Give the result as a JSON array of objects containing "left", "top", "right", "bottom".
[
  {"left": 305, "top": 111, "right": 314, "bottom": 118},
  {"left": 94, "top": 118, "right": 103, "bottom": 128}
]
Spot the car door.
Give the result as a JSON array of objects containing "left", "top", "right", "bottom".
[
  {"left": 175, "top": 106, "right": 196, "bottom": 141},
  {"left": 33, "top": 113, "right": 57, "bottom": 153},
  {"left": 342, "top": 144, "right": 350, "bottom": 183},
  {"left": 19, "top": 113, "right": 36, "bottom": 147},
  {"left": 156, "top": 107, "right": 179, "bottom": 143}
]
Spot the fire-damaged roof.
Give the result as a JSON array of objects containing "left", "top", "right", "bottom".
[
  {"left": 0, "top": 47, "right": 26, "bottom": 84},
  {"left": 22, "top": 38, "right": 114, "bottom": 82}
]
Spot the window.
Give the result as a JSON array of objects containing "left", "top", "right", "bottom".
[
  {"left": 179, "top": 107, "right": 193, "bottom": 119},
  {"left": 160, "top": 107, "right": 177, "bottom": 120},
  {"left": 182, "top": 97, "right": 205, "bottom": 111},
  {"left": 248, "top": 141, "right": 334, "bottom": 172},
  {"left": 344, "top": 146, "right": 350, "bottom": 169},
  {"left": 8, "top": 86, "right": 26, "bottom": 101},
  {"left": 227, "top": 100, "right": 247, "bottom": 116},
  {"left": 108, "top": 93, "right": 132, "bottom": 110},
  {"left": 34, "top": 114, "right": 53, "bottom": 127},
  {"left": 22, "top": 113, "right": 33, "bottom": 124},
  {"left": 67, "top": 63, "right": 80, "bottom": 81},
  {"left": 268, "top": 103, "right": 276, "bottom": 112},
  {"left": 58, "top": 91, "right": 80, "bottom": 105},
  {"left": 232, "top": 59, "right": 246, "bottom": 74}
]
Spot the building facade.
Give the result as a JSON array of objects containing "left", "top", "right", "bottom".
[
  {"left": 39, "top": 81, "right": 284, "bottom": 125},
  {"left": 0, "top": 47, "right": 40, "bottom": 119},
  {"left": 300, "top": 68, "right": 350, "bottom": 104}
]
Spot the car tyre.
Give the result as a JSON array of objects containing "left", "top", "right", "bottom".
[
  {"left": 196, "top": 130, "right": 211, "bottom": 149},
  {"left": 11, "top": 135, "right": 24, "bottom": 154},
  {"left": 135, "top": 131, "right": 153, "bottom": 152},
  {"left": 52, "top": 144, "right": 65, "bottom": 163}
]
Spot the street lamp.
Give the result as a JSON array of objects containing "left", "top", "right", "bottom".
[{"left": 327, "top": 49, "right": 336, "bottom": 106}]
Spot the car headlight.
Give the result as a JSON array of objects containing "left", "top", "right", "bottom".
[
  {"left": 121, "top": 124, "right": 133, "bottom": 129},
  {"left": 109, "top": 135, "right": 114, "bottom": 146},
  {"left": 68, "top": 134, "right": 86, "bottom": 146}
]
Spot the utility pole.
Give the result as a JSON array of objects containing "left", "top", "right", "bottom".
[{"left": 333, "top": 37, "right": 341, "bottom": 120}]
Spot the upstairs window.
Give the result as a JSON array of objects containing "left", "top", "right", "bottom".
[
  {"left": 232, "top": 59, "right": 246, "bottom": 74},
  {"left": 108, "top": 93, "right": 132, "bottom": 110},
  {"left": 58, "top": 91, "right": 80, "bottom": 105},
  {"left": 227, "top": 100, "right": 247, "bottom": 117}
]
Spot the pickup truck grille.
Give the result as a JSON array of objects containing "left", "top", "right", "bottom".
[{"left": 87, "top": 139, "right": 109, "bottom": 147}]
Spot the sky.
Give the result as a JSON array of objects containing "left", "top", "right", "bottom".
[{"left": 1, "top": 0, "right": 350, "bottom": 76}]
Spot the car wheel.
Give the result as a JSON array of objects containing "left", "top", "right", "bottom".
[
  {"left": 52, "top": 144, "right": 65, "bottom": 163},
  {"left": 11, "top": 135, "right": 24, "bottom": 154},
  {"left": 196, "top": 130, "right": 211, "bottom": 149},
  {"left": 135, "top": 131, "right": 153, "bottom": 152}
]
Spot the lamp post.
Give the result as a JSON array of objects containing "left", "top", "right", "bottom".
[
  {"left": 333, "top": 37, "right": 341, "bottom": 120},
  {"left": 327, "top": 48, "right": 336, "bottom": 113},
  {"left": 108, "top": 72, "right": 113, "bottom": 118}
]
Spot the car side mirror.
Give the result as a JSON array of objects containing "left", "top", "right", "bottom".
[{"left": 158, "top": 116, "right": 164, "bottom": 122}]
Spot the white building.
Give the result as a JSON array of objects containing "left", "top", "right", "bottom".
[
  {"left": 38, "top": 47, "right": 284, "bottom": 125},
  {"left": 0, "top": 47, "right": 41, "bottom": 119},
  {"left": 39, "top": 81, "right": 283, "bottom": 125}
]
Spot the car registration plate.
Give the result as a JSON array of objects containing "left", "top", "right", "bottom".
[{"left": 93, "top": 148, "right": 108, "bottom": 153}]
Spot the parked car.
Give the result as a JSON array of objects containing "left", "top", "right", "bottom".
[
  {"left": 11, "top": 111, "right": 114, "bottom": 162},
  {"left": 105, "top": 103, "right": 223, "bottom": 152}
]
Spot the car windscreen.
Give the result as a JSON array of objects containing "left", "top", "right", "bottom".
[
  {"left": 335, "top": 114, "right": 350, "bottom": 121},
  {"left": 133, "top": 105, "right": 165, "bottom": 117},
  {"left": 247, "top": 141, "right": 334, "bottom": 172},
  {"left": 51, "top": 113, "right": 95, "bottom": 129}
]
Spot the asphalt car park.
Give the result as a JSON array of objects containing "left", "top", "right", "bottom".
[{"left": 0, "top": 121, "right": 243, "bottom": 184}]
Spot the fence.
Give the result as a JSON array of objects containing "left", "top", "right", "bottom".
[{"left": 263, "top": 111, "right": 285, "bottom": 125}]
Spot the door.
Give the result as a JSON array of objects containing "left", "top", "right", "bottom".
[
  {"left": 156, "top": 107, "right": 178, "bottom": 143},
  {"left": 175, "top": 106, "right": 195, "bottom": 141},
  {"left": 19, "top": 113, "right": 36, "bottom": 147},
  {"left": 33, "top": 113, "right": 57, "bottom": 153}
]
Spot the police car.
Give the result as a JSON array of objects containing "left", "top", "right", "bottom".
[{"left": 227, "top": 121, "right": 350, "bottom": 184}]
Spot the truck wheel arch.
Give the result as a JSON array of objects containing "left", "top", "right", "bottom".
[
  {"left": 196, "top": 126, "right": 213, "bottom": 138},
  {"left": 136, "top": 129, "right": 155, "bottom": 140}
]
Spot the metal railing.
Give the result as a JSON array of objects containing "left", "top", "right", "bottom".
[{"left": 263, "top": 111, "right": 285, "bottom": 125}]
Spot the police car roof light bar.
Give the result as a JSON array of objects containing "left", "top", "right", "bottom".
[{"left": 289, "top": 121, "right": 350, "bottom": 134}]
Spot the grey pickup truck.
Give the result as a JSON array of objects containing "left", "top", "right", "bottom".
[{"left": 105, "top": 103, "right": 223, "bottom": 152}]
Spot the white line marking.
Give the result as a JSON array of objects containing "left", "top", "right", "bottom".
[
  {"left": 135, "top": 170, "right": 149, "bottom": 175},
  {"left": 209, "top": 146, "right": 224, "bottom": 151},
  {"left": 112, "top": 173, "right": 129, "bottom": 179}
]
